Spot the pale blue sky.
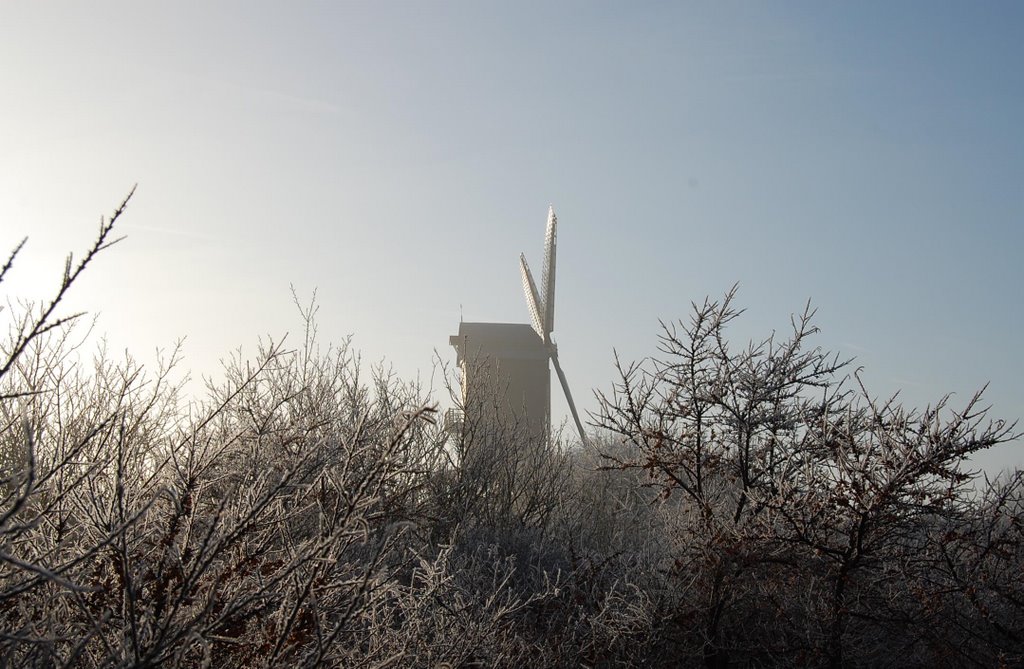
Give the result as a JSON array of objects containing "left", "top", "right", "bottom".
[{"left": 2, "top": 2, "right": 1022, "bottom": 472}]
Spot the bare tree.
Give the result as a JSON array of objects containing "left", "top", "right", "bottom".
[{"left": 593, "top": 288, "right": 1019, "bottom": 667}]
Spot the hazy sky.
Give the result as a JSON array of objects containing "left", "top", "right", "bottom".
[{"left": 2, "top": 2, "right": 1022, "bottom": 473}]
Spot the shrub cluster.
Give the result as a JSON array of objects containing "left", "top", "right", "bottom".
[{"left": 1, "top": 196, "right": 1020, "bottom": 667}]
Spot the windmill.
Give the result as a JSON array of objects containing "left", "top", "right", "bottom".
[{"left": 519, "top": 206, "right": 588, "bottom": 447}]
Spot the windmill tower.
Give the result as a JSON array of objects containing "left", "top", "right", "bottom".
[{"left": 449, "top": 206, "right": 586, "bottom": 446}]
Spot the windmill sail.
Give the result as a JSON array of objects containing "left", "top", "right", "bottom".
[
  {"left": 550, "top": 347, "right": 587, "bottom": 448},
  {"left": 519, "top": 254, "right": 545, "bottom": 339},
  {"left": 540, "top": 206, "right": 556, "bottom": 339},
  {"left": 520, "top": 205, "right": 588, "bottom": 448}
]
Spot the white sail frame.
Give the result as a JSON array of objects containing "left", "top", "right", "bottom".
[{"left": 520, "top": 206, "right": 587, "bottom": 447}]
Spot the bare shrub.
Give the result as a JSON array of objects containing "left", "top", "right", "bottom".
[
  {"left": 0, "top": 196, "right": 553, "bottom": 667},
  {"left": 3, "top": 201, "right": 1019, "bottom": 668},
  {"left": 593, "top": 287, "right": 1020, "bottom": 667}
]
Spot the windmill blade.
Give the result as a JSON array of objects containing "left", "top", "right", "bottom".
[
  {"left": 519, "top": 254, "right": 545, "bottom": 339},
  {"left": 541, "top": 206, "right": 557, "bottom": 336},
  {"left": 550, "top": 345, "right": 588, "bottom": 448}
]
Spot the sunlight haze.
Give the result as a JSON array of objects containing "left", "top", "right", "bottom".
[{"left": 2, "top": 2, "right": 1022, "bottom": 473}]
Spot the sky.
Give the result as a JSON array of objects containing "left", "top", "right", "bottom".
[{"left": 1, "top": 2, "right": 1022, "bottom": 474}]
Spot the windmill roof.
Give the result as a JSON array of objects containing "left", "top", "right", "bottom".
[{"left": 449, "top": 322, "right": 548, "bottom": 364}]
